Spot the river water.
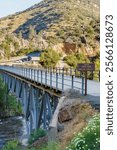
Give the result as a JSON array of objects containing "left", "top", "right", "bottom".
[{"left": 0, "top": 116, "right": 28, "bottom": 149}]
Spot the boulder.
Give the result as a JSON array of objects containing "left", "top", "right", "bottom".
[{"left": 58, "top": 106, "right": 73, "bottom": 122}]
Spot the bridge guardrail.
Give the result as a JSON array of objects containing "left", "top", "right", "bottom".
[{"left": 0, "top": 65, "right": 85, "bottom": 94}]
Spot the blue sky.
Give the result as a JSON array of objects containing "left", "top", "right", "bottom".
[{"left": 0, "top": 0, "right": 42, "bottom": 18}]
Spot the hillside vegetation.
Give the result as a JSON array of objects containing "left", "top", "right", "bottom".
[
  {"left": 0, "top": 0, "right": 100, "bottom": 61},
  {"left": 0, "top": 77, "right": 22, "bottom": 118}
]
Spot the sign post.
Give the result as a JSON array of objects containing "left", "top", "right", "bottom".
[
  {"left": 77, "top": 63, "right": 95, "bottom": 95},
  {"left": 85, "top": 71, "right": 87, "bottom": 95}
]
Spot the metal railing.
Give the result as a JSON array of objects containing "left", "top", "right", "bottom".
[
  {"left": 0, "top": 65, "right": 85, "bottom": 94},
  {"left": 43, "top": 67, "right": 100, "bottom": 81}
]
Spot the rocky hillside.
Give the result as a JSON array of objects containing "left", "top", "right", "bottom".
[{"left": 0, "top": 0, "right": 100, "bottom": 59}]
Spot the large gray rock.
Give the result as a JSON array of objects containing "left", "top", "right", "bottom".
[{"left": 58, "top": 105, "right": 73, "bottom": 122}]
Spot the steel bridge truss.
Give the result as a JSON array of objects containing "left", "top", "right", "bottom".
[{"left": 2, "top": 73, "right": 58, "bottom": 134}]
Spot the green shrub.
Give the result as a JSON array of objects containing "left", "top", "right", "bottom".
[
  {"left": 7, "top": 94, "right": 22, "bottom": 116},
  {"left": 63, "top": 54, "right": 78, "bottom": 68},
  {"left": 2, "top": 141, "right": 61, "bottom": 150},
  {"left": 67, "top": 114, "right": 100, "bottom": 150},
  {"left": 0, "top": 77, "right": 7, "bottom": 109},
  {"left": 75, "top": 53, "right": 89, "bottom": 63},
  {"left": 39, "top": 141, "right": 61, "bottom": 150},
  {"left": 57, "top": 30, "right": 65, "bottom": 38},
  {"left": 16, "top": 48, "right": 34, "bottom": 56},
  {"left": 3, "top": 43, "right": 11, "bottom": 59},
  {"left": 0, "top": 77, "right": 22, "bottom": 116},
  {"left": 64, "top": 53, "right": 89, "bottom": 68},
  {"left": 95, "top": 59, "right": 100, "bottom": 71},
  {"left": 14, "top": 41, "right": 19, "bottom": 49},
  {"left": 39, "top": 49, "right": 60, "bottom": 68},
  {"left": 93, "top": 59, "right": 100, "bottom": 81},
  {"left": 2, "top": 140, "right": 20, "bottom": 150},
  {"left": 28, "top": 128, "right": 47, "bottom": 145}
]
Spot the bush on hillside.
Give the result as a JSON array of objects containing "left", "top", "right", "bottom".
[
  {"left": 15, "top": 48, "right": 34, "bottom": 56},
  {"left": 64, "top": 53, "right": 89, "bottom": 68},
  {"left": 39, "top": 49, "right": 60, "bottom": 68},
  {"left": 28, "top": 128, "right": 47, "bottom": 145},
  {"left": 2, "top": 140, "right": 20, "bottom": 150},
  {"left": 0, "top": 77, "right": 22, "bottom": 117},
  {"left": 2, "top": 141, "right": 61, "bottom": 150},
  {"left": 0, "top": 77, "right": 7, "bottom": 109},
  {"left": 75, "top": 53, "right": 89, "bottom": 63},
  {"left": 6, "top": 94, "right": 22, "bottom": 116},
  {"left": 63, "top": 54, "right": 78, "bottom": 68},
  {"left": 39, "top": 141, "right": 61, "bottom": 150}
]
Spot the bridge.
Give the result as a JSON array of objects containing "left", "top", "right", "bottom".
[{"left": 0, "top": 65, "right": 100, "bottom": 135}]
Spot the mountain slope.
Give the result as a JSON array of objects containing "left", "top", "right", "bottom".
[{"left": 0, "top": 0, "right": 100, "bottom": 59}]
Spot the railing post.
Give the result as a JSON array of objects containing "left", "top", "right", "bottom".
[
  {"left": 99, "top": 70, "right": 100, "bottom": 81},
  {"left": 25, "top": 68, "right": 27, "bottom": 77},
  {"left": 27, "top": 68, "right": 28, "bottom": 78},
  {"left": 62, "top": 68, "right": 64, "bottom": 75},
  {"left": 62, "top": 73, "right": 64, "bottom": 93},
  {"left": 48, "top": 68, "right": 50, "bottom": 73},
  {"left": 26, "top": 68, "right": 28, "bottom": 78},
  {"left": 23, "top": 68, "right": 24, "bottom": 77},
  {"left": 24, "top": 68, "right": 26, "bottom": 77},
  {"left": 75, "top": 69, "right": 77, "bottom": 77},
  {"left": 37, "top": 70, "right": 40, "bottom": 83},
  {"left": 59, "top": 68, "right": 60, "bottom": 74},
  {"left": 70, "top": 67, "right": 72, "bottom": 76},
  {"left": 45, "top": 69, "right": 47, "bottom": 86},
  {"left": 65, "top": 68, "right": 66, "bottom": 75},
  {"left": 66, "top": 68, "right": 68, "bottom": 75},
  {"left": 41, "top": 70, "right": 43, "bottom": 85},
  {"left": 72, "top": 75, "right": 74, "bottom": 89},
  {"left": 31, "top": 69, "right": 33, "bottom": 80},
  {"left": 30, "top": 68, "right": 31, "bottom": 79},
  {"left": 84, "top": 71, "right": 87, "bottom": 95},
  {"left": 34, "top": 69, "right": 36, "bottom": 81},
  {"left": 90, "top": 71, "right": 94, "bottom": 80},
  {"left": 56, "top": 73, "right": 58, "bottom": 91},
  {"left": 50, "top": 70, "right": 52, "bottom": 89},
  {"left": 80, "top": 71, "right": 82, "bottom": 78},
  {"left": 52, "top": 67, "right": 53, "bottom": 74},
  {"left": 27, "top": 68, "right": 30, "bottom": 78},
  {"left": 36, "top": 69, "right": 38, "bottom": 82},
  {"left": 82, "top": 76, "right": 84, "bottom": 95}
]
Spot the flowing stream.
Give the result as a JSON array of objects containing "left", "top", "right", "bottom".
[{"left": 0, "top": 116, "right": 28, "bottom": 149}]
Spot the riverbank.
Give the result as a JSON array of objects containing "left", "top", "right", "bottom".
[{"left": 0, "top": 116, "right": 28, "bottom": 149}]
